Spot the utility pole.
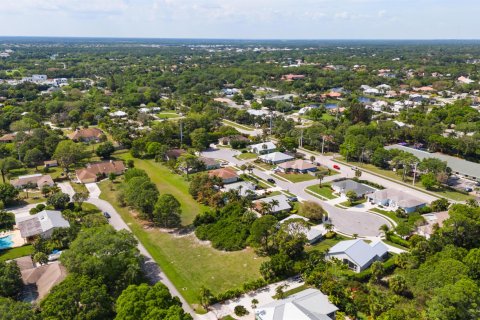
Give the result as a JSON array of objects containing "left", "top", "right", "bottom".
[
  {"left": 180, "top": 121, "right": 183, "bottom": 145},
  {"left": 321, "top": 136, "right": 325, "bottom": 154},
  {"left": 299, "top": 129, "right": 303, "bottom": 147},
  {"left": 269, "top": 112, "right": 273, "bottom": 136},
  {"left": 412, "top": 162, "right": 419, "bottom": 186}
]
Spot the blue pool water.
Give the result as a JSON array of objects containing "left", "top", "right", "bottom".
[
  {"left": 325, "top": 103, "right": 338, "bottom": 109},
  {"left": 0, "top": 235, "right": 14, "bottom": 250}
]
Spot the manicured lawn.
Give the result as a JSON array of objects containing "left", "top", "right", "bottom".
[
  {"left": 236, "top": 152, "right": 257, "bottom": 160},
  {"left": 305, "top": 184, "right": 337, "bottom": 200},
  {"left": 253, "top": 161, "right": 275, "bottom": 171},
  {"left": 0, "top": 245, "right": 33, "bottom": 262},
  {"left": 222, "top": 119, "right": 254, "bottom": 130},
  {"left": 337, "top": 159, "right": 473, "bottom": 202},
  {"left": 118, "top": 153, "right": 208, "bottom": 225},
  {"left": 18, "top": 191, "right": 46, "bottom": 205},
  {"left": 98, "top": 181, "right": 266, "bottom": 308},
  {"left": 370, "top": 208, "right": 405, "bottom": 224},
  {"left": 306, "top": 235, "right": 350, "bottom": 253},
  {"left": 276, "top": 172, "right": 316, "bottom": 183},
  {"left": 71, "top": 182, "right": 88, "bottom": 194},
  {"left": 265, "top": 191, "right": 282, "bottom": 197},
  {"left": 339, "top": 198, "right": 367, "bottom": 207}
]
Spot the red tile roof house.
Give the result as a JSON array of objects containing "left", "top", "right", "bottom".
[
  {"left": 75, "top": 160, "right": 125, "bottom": 184},
  {"left": 281, "top": 74, "right": 306, "bottom": 81},
  {"left": 67, "top": 127, "right": 104, "bottom": 142},
  {"left": 208, "top": 167, "right": 239, "bottom": 184}
]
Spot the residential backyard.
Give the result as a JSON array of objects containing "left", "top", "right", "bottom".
[
  {"left": 100, "top": 156, "right": 267, "bottom": 308},
  {"left": 0, "top": 245, "right": 33, "bottom": 262},
  {"left": 235, "top": 152, "right": 257, "bottom": 160}
]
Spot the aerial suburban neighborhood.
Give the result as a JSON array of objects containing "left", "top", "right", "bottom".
[{"left": 0, "top": 3, "right": 480, "bottom": 320}]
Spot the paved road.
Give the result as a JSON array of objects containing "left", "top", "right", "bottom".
[
  {"left": 201, "top": 148, "right": 391, "bottom": 237},
  {"left": 59, "top": 181, "right": 198, "bottom": 319}
]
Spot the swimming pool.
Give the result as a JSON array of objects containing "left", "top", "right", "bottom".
[{"left": 0, "top": 235, "right": 14, "bottom": 250}]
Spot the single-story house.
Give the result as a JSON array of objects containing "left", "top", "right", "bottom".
[
  {"left": 218, "top": 135, "right": 250, "bottom": 146},
  {"left": 222, "top": 181, "right": 257, "bottom": 197},
  {"left": 254, "top": 194, "right": 292, "bottom": 214},
  {"left": 75, "top": 160, "right": 125, "bottom": 184},
  {"left": 44, "top": 160, "right": 58, "bottom": 168},
  {"left": 17, "top": 256, "right": 67, "bottom": 301},
  {"left": 331, "top": 179, "right": 375, "bottom": 197},
  {"left": 165, "top": 148, "right": 187, "bottom": 161},
  {"left": 259, "top": 152, "right": 294, "bottom": 165},
  {"left": 248, "top": 141, "right": 277, "bottom": 155},
  {"left": 416, "top": 211, "right": 449, "bottom": 239},
  {"left": 0, "top": 133, "right": 16, "bottom": 143},
  {"left": 279, "top": 214, "right": 327, "bottom": 244},
  {"left": 208, "top": 167, "right": 239, "bottom": 184},
  {"left": 10, "top": 174, "right": 55, "bottom": 189},
  {"left": 16, "top": 210, "right": 70, "bottom": 240},
  {"left": 277, "top": 159, "right": 317, "bottom": 173},
  {"left": 109, "top": 110, "right": 128, "bottom": 118},
  {"left": 67, "top": 127, "right": 104, "bottom": 142},
  {"left": 256, "top": 288, "right": 338, "bottom": 320},
  {"left": 199, "top": 157, "right": 221, "bottom": 170},
  {"left": 326, "top": 239, "right": 388, "bottom": 273},
  {"left": 367, "top": 189, "right": 426, "bottom": 213}
]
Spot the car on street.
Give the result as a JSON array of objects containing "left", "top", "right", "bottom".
[
  {"left": 103, "top": 212, "right": 111, "bottom": 219},
  {"left": 288, "top": 196, "right": 298, "bottom": 202},
  {"left": 267, "top": 178, "right": 276, "bottom": 184},
  {"left": 333, "top": 164, "right": 340, "bottom": 170}
]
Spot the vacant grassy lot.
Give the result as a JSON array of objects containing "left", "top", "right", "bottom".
[
  {"left": 306, "top": 184, "right": 337, "bottom": 200},
  {"left": 306, "top": 235, "right": 350, "bottom": 253},
  {"left": 277, "top": 172, "right": 316, "bottom": 183},
  {"left": 99, "top": 181, "right": 265, "bottom": 308},
  {"left": 118, "top": 153, "right": 207, "bottom": 225},
  {"left": 157, "top": 112, "right": 181, "bottom": 119},
  {"left": 0, "top": 245, "right": 33, "bottom": 262}
]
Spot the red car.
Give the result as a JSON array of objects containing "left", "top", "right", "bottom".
[{"left": 333, "top": 164, "right": 340, "bottom": 170}]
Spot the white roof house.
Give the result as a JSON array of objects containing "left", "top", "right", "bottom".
[
  {"left": 367, "top": 188, "right": 427, "bottom": 213},
  {"left": 247, "top": 109, "right": 270, "bottom": 117},
  {"left": 256, "top": 288, "right": 338, "bottom": 320},
  {"left": 259, "top": 152, "right": 294, "bottom": 164},
  {"left": 16, "top": 210, "right": 70, "bottom": 239},
  {"left": 326, "top": 239, "right": 388, "bottom": 273},
  {"left": 222, "top": 181, "right": 256, "bottom": 197},
  {"left": 248, "top": 141, "right": 277, "bottom": 155},
  {"left": 109, "top": 110, "right": 127, "bottom": 117}
]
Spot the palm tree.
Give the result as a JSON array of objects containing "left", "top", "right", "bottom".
[
  {"left": 316, "top": 172, "right": 326, "bottom": 187},
  {"left": 270, "top": 199, "right": 280, "bottom": 213},
  {"left": 260, "top": 202, "right": 272, "bottom": 215}
]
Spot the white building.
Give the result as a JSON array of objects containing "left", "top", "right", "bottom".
[
  {"left": 16, "top": 210, "right": 70, "bottom": 240},
  {"left": 256, "top": 288, "right": 338, "bottom": 320},
  {"left": 248, "top": 141, "right": 277, "bottom": 155},
  {"left": 326, "top": 239, "right": 388, "bottom": 273}
]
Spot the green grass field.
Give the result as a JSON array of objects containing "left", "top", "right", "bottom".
[
  {"left": 305, "top": 184, "right": 337, "bottom": 200},
  {"left": 370, "top": 208, "right": 404, "bottom": 225},
  {"left": 339, "top": 198, "right": 367, "bottom": 207},
  {"left": 98, "top": 180, "right": 265, "bottom": 308},
  {"left": 0, "top": 245, "right": 33, "bottom": 262},
  {"left": 118, "top": 154, "right": 207, "bottom": 225},
  {"left": 157, "top": 112, "right": 181, "bottom": 119},
  {"left": 276, "top": 172, "right": 316, "bottom": 183}
]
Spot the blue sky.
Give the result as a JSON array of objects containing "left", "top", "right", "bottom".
[{"left": 0, "top": 0, "right": 478, "bottom": 39}]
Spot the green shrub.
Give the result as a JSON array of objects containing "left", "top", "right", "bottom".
[{"left": 234, "top": 305, "right": 249, "bottom": 316}]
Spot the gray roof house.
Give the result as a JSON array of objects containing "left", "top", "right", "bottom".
[
  {"left": 16, "top": 210, "right": 70, "bottom": 240},
  {"left": 326, "top": 239, "right": 388, "bottom": 273},
  {"left": 259, "top": 152, "right": 294, "bottom": 164},
  {"left": 254, "top": 194, "right": 292, "bottom": 214},
  {"left": 331, "top": 179, "right": 375, "bottom": 197},
  {"left": 222, "top": 181, "right": 257, "bottom": 197},
  {"left": 367, "top": 188, "right": 427, "bottom": 213},
  {"left": 255, "top": 288, "right": 338, "bottom": 320},
  {"left": 248, "top": 141, "right": 277, "bottom": 155}
]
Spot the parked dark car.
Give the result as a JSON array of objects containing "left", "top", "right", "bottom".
[
  {"left": 288, "top": 196, "right": 298, "bottom": 202},
  {"left": 267, "top": 178, "right": 276, "bottom": 184},
  {"left": 103, "top": 212, "right": 111, "bottom": 219}
]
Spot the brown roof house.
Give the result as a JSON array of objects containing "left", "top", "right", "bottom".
[
  {"left": 277, "top": 159, "right": 317, "bottom": 173},
  {"left": 0, "top": 133, "right": 16, "bottom": 143},
  {"left": 16, "top": 256, "right": 67, "bottom": 301},
  {"left": 68, "top": 127, "right": 104, "bottom": 142},
  {"left": 76, "top": 160, "right": 125, "bottom": 184},
  {"left": 165, "top": 148, "right": 187, "bottom": 161},
  {"left": 208, "top": 167, "right": 239, "bottom": 184},
  {"left": 10, "top": 174, "right": 55, "bottom": 189}
]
